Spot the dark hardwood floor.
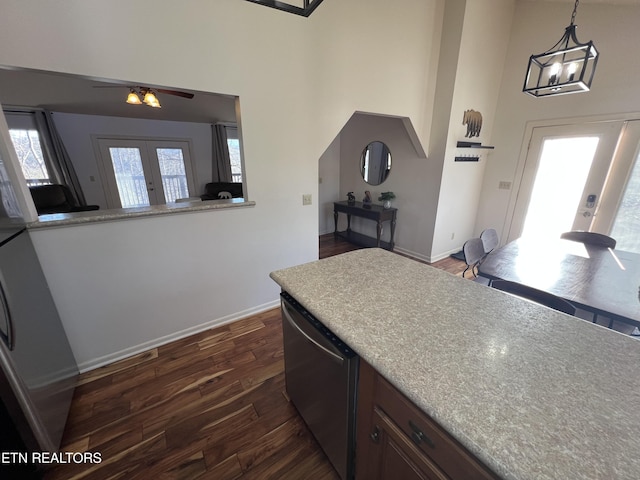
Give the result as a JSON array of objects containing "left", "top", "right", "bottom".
[
  {"left": 44, "top": 309, "right": 340, "bottom": 480},
  {"left": 39, "top": 238, "right": 464, "bottom": 479},
  {"left": 319, "top": 233, "right": 467, "bottom": 276}
]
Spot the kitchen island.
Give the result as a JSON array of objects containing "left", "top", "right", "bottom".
[{"left": 270, "top": 248, "right": 640, "bottom": 480}]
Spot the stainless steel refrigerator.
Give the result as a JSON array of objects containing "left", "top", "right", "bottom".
[{"left": 0, "top": 122, "right": 79, "bottom": 475}]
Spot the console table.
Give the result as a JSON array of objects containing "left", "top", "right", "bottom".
[{"left": 333, "top": 201, "right": 397, "bottom": 251}]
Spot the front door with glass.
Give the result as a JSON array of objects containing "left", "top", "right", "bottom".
[{"left": 508, "top": 122, "right": 624, "bottom": 242}]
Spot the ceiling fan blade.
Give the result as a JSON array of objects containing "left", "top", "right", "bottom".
[{"left": 156, "top": 88, "right": 195, "bottom": 99}]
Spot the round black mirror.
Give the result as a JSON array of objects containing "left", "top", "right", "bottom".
[{"left": 360, "top": 141, "right": 392, "bottom": 186}]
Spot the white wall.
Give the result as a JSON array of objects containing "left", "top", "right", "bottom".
[
  {"left": 476, "top": 1, "right": 640, "bottom": 244},
  {"left": 52, "top": 112, "right": 214, "bottom": 208},
  {"left": 0, "top": 0, "right": 442, "bottom": 369},
  {"left": 429, "top": 0, "right": 515, "bottom": 260},
  {"left": 318, "top": 135, "right": 341, "bottom": 235}
]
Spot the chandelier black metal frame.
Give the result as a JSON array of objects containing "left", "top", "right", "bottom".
[
  {"left": 245, "top": 0, "right": 324, "bottom": 17},
  {"left": 523, "top": 0, "right": 598, "bottom": 98}
]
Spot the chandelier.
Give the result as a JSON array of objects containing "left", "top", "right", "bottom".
[
  {"left": 523, "top": 0, "right": 598, "bottom": 98},
  {"left": 245, "top": 0, "right": 324, "bottom": 17}
]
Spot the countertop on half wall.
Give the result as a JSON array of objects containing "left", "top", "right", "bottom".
[
  {"left": 270, "top": 248, "right": 640, "bottom": 480},
  {"left": 26, "top": 198, "right": 255, "bottom": 229}
]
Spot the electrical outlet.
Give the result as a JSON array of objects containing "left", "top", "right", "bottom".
[
  {"left": 499, "top": 181, "right": 512, "bottom": 190},
  {"left": 302, "top": 194, "right": 312, "bottom": 205},
  {"left": 451, "top": 232, "right": 455, "bottom": 240}
]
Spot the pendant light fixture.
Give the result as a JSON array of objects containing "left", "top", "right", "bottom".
[
  {"left": 245, "top": 0, "right": 324, "bottom": 17},
  {"left": 523, "top": 0, "right": 598, "bottom": 98}
]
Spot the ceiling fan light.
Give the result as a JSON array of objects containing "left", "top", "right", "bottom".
[
  {"left": 143, "top": 90, "right": 160, "bottom": 107},
  {"left": 126, "top": 90, "right": 142, "bottom": 105}
]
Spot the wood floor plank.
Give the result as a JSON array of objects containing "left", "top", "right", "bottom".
[
  {"left": 202, "top": 380, "right": 298, "bottom": 469},
  {"left": 89, "top": 424, "right": 144, "bottom": 460},
  {"left": 236, "top": 416, "right": 312, "bottom": 472},
  {"left": 73, "top": 366, "right": 157, "bottom": 409},
  {"left": 141, "top": 381, "right": 244, "bottom": 440},
  {"left": 200, "top": 454, "right": 243, "bottom": 480},
  {"left": 157, "top": 450, "right": 208, "bottom": 480},
  {"left": 76, "top": 349, "right": 159, "bottom": 386}
]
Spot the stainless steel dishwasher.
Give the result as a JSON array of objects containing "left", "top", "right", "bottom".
[{"left": 280, "top": 291, "right": 359, "bottom": 480}]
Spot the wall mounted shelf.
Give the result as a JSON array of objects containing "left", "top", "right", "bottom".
[{"left": 457, "top": 141, "right": 495, "bottom": 149}]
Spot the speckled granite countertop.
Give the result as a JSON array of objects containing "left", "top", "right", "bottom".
[
  {"left": 27, "top": 198, "right": 255, "bottom": 229},
  {"left": 270, "top": 248, "right": 640, "bottom": 480}
]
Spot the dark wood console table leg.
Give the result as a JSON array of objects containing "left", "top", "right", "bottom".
[
  {"left": 376, "top": 221, "right": 382, "bottom": 248},
  {"left": 390, "top": 217, "right": 396, "bottom": 250},
  {"left": 347, "top": 214, "right": 352, "bottom": 234},
  {"left": 334, "top": 210, "right": 338, "bottom": 237}
]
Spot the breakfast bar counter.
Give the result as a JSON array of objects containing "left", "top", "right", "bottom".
[
  {"left": 26, "top": 198, "right": 255, "bottom": 229},
  {"left": 270, "top": 248, "right": 640, "bottom": 480}
]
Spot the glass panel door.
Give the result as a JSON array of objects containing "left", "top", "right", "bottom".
[
  {"left": 153, "top": 146, "right": 193, "bottom": 203},
  {"left": 108, "top": 147, "right": 150, "bottom": 208},
  {"left": 508, "top": 122, "right": 624, "bottom": 242},
  {"left": 521, "top": 137, "right": 599, "bottom": 240}
]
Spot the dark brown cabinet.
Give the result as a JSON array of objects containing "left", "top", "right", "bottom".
[{"left": 356, "top": 361, "right": 496, "bottom": 480}]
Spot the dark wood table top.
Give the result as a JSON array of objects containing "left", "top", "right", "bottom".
[
  {"left": 334, "top": 201, "right": 397, "bottom": 219},
  {"left": 478, "top": 237, "right": 640, "bottom": 326}
]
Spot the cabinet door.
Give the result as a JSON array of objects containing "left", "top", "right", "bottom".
[
  {"left": 356, "top": 360, "right": 497, "bottom": 480},
  {"left": 371, "top": 407, "right": 448, "bottom": 480}
]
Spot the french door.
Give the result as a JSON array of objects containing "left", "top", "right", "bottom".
[
  {"left": 508, "top": 121, "right": 624, "bottom": 242},
  {"left": 96, "top": 138, "right": 196, "bottom": 208}
]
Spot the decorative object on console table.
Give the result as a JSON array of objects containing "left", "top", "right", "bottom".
[
  {"left": 378, "top": 192, "right": 396, "bottom": 209},
  {"left": 362, "top": 190, "right": 372, "bottom": 208},
  {"left": 347, "top": 191, "right": 356, "bottom": 205},
  {"left": 333, "top": 201, "right": 397, "bottom": 251}
]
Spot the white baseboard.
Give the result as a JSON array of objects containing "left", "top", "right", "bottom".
[
  {"left": 77, "top": 299, "right": 281, "bottom": 373},
  {"left": 429, "top": 246, "right": 464, "bottom": 263},
  {"left": 393, "top": 246, "right": 463, "bottom": 264},
  {"left": 393, "top": 246, "right": 432, "bottom": 263}
]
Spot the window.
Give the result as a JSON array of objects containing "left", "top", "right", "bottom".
[
  {"left": 610, "top": 150, "right": 640, "bottom": 253},
  {"left": 225, "top": 126, "right": 243, "bottom": 183},
  {"left": 5, "top": 112, "right": 52, "bottom": 185}
]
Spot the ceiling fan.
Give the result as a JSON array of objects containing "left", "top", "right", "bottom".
[{"left": 93, "top": 85, "right": 195, "bottom": 108}]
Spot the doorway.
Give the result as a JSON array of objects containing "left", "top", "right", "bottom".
[
  {"left": 507, "top": 121, "right": 625, "bottom": 242},
  {"left": 96, "top": 137, "right": 196, "bottom": 208}
]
